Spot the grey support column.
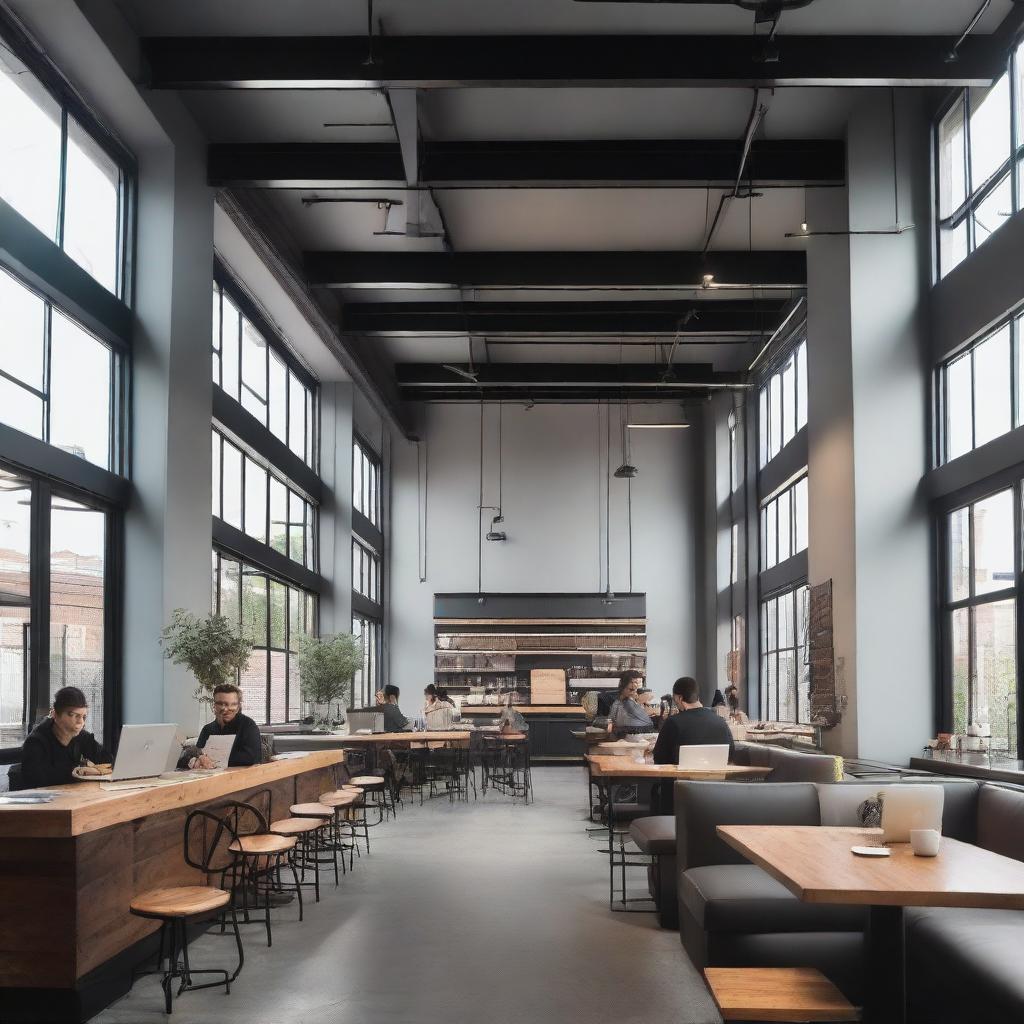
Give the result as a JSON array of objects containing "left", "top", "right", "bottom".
[{"left": 319, "top": 382, "right": 355, "bottom": 635}]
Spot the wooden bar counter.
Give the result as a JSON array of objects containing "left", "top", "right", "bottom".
[{"left": 0, "top": 750, "right": 342, "bottom": 1023}]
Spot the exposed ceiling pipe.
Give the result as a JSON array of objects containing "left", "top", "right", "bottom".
[
  {"left": 702, "top": 90, "right": 769, "bottom": 256},
  {"left": 945, "top": 0, "right": 993, "bottom": 62}
]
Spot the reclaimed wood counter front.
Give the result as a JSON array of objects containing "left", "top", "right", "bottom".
[{"left": 0, "top": 751, "right": 342, "bottom": 1022}]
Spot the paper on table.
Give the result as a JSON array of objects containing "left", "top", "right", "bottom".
[{"left": 201, "top": 734, "right": 235, "bottom": 769}]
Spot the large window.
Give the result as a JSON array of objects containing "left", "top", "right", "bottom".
[
  {"left": 0, "top": 465, "right": 113, "bottom": 749},
  {"left": 937, "top": 315, "right": 1023, "bottom": 464},
  {"left": 0, "top": 41, "right": 128, "bottom": 296},
  {"left": 353, "top": 436, "right": 381, "bottom": 527},
  {"left": 758, "top": 340, "right": 808, "bottom": 468},
  {"left": 0, "top": 265, "right": 120, "bottom": 471},
  {"left": 352, "top": 537, "right": 381, "bottom": 603},
  {"left": 936, "top": 41, "right": 1024, "bottom": 278},
  {"left": 212, "top": 279, "right": 316, "bottom": 467},
  {"left": 212, "top": 429, "right": 317, "bottom": 571},
  {"left": 352, "top": 612, "right": 381, "bottom": 709},
  {"left": 760, "top": 583, "right": 810, "bottom": 724},
  {"left": 760, "top": 475, "right": 809, "bottom": 571},
  {"left": 212, "top": 551, "right": 316, "bottom": 725},
  {"left": 940, "top": 486, "right": 1018, "bottom": 756}
]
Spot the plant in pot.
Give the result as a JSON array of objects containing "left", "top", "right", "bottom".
[
  {"left": 160, "top": 608, "right": 253, "bottom": 707},
  {"left": 297, "top": 633, "right": 361, "bottom": 732}
]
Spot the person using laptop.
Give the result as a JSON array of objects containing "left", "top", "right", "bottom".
[
  {"left": 178, "top": 683, "right": 262, "bottom": 769},
  {"left": 11, "top": 686, "right": 112, "bottom": 790},
  {"left": 651, "top": 676, "right": 735, "bottom": 811}
]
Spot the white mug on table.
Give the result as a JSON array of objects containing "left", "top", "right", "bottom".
[{"left": 910, "top": 828, "right": 941, "bottom": 857}]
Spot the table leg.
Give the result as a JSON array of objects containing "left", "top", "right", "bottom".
[
  {"left": 865, "top": 905, "right": 905, "bottom": 1024},
  {"left": 607, "top": 782, "right": 616, "bottom": 910}
]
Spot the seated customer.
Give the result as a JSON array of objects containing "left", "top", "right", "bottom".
[
  {"left": 178, "top": 683, "right": 262, "bottom": 769},
  {"left": 381, "top": 684, "right": 411, "bottom": 732},
  {"left": 651, "top": 676, "right": 735, "bottom": 811},
  {"left": 12, "top": 686, "right": 112, "bottom": 790},
  {"left": 424, "top": 686, "right": 455, "bottom": 730},
  {"left": 608, "top": 671, "right": 655, "bottom": 736}
]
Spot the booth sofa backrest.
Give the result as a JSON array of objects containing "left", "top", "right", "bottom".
[
  {"left": 976, "top": 784, "right": 1024, "bottom": 861},
  {"left": 734, "top": 742, "right": 837, "bottom": 783}
]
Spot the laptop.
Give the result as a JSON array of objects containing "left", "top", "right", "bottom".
[
  {"left": 111, "top": 724, "right": 179, "bottom": 781},
  {"left": 880, "top": 785, "right": 944, "bottom": 843},
  {"left": 678, "top": 744, "right": 730, "bottom": 770},
  {"left": 348, "top": 711, "right": 385, "bottom": 734}
]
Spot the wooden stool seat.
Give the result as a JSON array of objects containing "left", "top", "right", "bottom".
[
  {"left": 318, "top": 790, "right": 359, "bottom": 807},
  {"left": 130, "top": 886, "right": 231, "bottom": 918},
  {"left": 349, "top": 775, "right": 385, "bottom": 787},
  {"left": 704, "top": 967, "right": 860, "bottom": 1022},
  {"left": 228, "top": 834, "right": 297, "bottom": 856},
  {"left": 290, "top": 802, "right": 334, "bottom": 818},
  {"left": 269, "top": 817, "right": 323, "bottom": 836}
]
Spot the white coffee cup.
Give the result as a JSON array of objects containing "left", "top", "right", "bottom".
[{"left": 910, "top": 828, "right": 941, "bottom": 857}]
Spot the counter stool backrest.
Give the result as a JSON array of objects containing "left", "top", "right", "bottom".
[{"left": 184, "top": 807, "right": 241, "bottom": 875}]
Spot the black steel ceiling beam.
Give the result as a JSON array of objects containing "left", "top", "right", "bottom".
[
  {"left": 396, "top": 361, "right": 745, "bottom": 401},
  {"left": 209, "top": 139, "right": 845, "bottom": 188},
  {"left": 306, "top": 250, "right": 806, "bottom": 289},
  {"left": 343, "top": 298, "right": 787, "bottom": 336},
  {"left": 143, "top": 34, "right": 1003, "bottom": 89}
]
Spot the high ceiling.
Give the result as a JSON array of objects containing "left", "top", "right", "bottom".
[{"left": 116, "top": 0, "right": 1022, "bottom": 426}]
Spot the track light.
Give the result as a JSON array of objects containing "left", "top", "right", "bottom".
[
  {"left": 613, "top": 463, "right": 638, "bottom": 479},
  {"left": 486, "top": 531, "right": 507, "bottom": 542},
  {"left": 701, "top": 274, "right": 715, "bottom": 289},
  {"left": 800, "top": 221, "right": 808, "bottom": 233}
]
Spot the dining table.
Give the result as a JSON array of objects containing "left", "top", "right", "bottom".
[{"left": 717, "top": 824, "right": 1024, "bottom": 1024}]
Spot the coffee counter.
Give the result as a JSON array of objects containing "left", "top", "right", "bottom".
[
  {"left": 460, "top": 705, "right": 586, "bottom": 761},
  {"left": 0, "top": 750, "right": 342, "bottom": 1023}
]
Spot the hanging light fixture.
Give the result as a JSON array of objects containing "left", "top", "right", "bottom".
[{"left": 614, "top": 400, "right": 638, "bottom": 478}]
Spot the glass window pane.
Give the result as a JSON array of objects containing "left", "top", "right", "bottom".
[
  {"left": 288, "top": 490, "right": 304, "bottom": 564},
  {"left": 778, "top": 650, "right": 797, "bottom": 723},
  {"left": 794, "top": 477, "right": 808, "bottom": 554},
  {"left": 211, "top": 432, "right": 221, "bottom": 518},
  {"left": 305, "top": 388, "right": 314, "bottom": 466},
  {"left": 0, "top": 50, "right": 61, "bottom": 240},
  {"left": 973, "top": 325, "right": 1012, "bottom": 448},
  {"left": 972, "top": 172, "right": 1012, "bottom": 249},
  {"left": 768, "top": 374, "right": 781, "bottom": 460},
  {"left": 781, "top": 355, "right": 796, "bottom": 446},
  {"left": 778, "top": 590, "right": 795, "bottom": 649},
  {"left": 242, "top": 569, "right": 268, "bottom": 649},
  {"left": 972, "top": 489, "right": 1014, "bottom": 595},
  {"left": 240, "top": 646, "right": 267, "bottom": 726},
  {"left": 765, "top": 499, "right": 777, "bottom": 570},
  {"left": 938, "top": 98, "right": 967, "bottom": 219},
  {"left": 63, "top": 118, "right": 120, "bottom": 294},
  {"left": 219, "top": 557, "right": 241, "bottom": 628},
  {"left": 269, "top": 477, "right": 288, "bottom": 556},
  {"left": 940, "top": 220, "right": 969, "bottom": 278},
  {"left": 305, "top": 502, "right": 315, "bottom": 571},
  {"left": 765, "top": 596, "right": 777, "bottom": 654},
  {"left": 1018, "top": 313, "right": 1024, "bottom": 430},
  {"left": 777, "top": 490, "right": 792, "bottom": 563},
  {"left": 269, "top": 351, "right": 287, "bottom": 443},
  {"left": 353, "top": 443, "right": 364, "bottom": 515},
  {"left": 269, "top": 580, "right": 287, "bottom": 649},
  {"left": 0, "top": 267, "right": 46, "bottom": 389},
  {"left": 0, "top": 469, "right": 32, "bottom": 747},
  {"left": 0, "top": 376, "right": 44, "bottom": 440},
  {"left": 974, "top": 599, "right": 1017, "bottom": 757},
  {"left": 49, "top": 497, "right": 106, "bottom": 742},
  {"left": 221, "top": 442, "right": 242, "bottom": 530},
  {"left": 796, "top": 341, "right": 807, "bottom": 431},
  {"left": 951, "top": 607, "right": 970, "bottom": 736},
  {"left": 946, "top": 351, "right": 973, "bottom": 461},
  {"left": 269, "top": 650, "right": 287, "bottom": 724},
  {"left": 221, "top": 296, "right": 241, "bottom": 401},
  {"left": 211, "top": 285, "right": 221, "bottom": 354},
  {"left": 948, "top": 505, "right": 970, "bottom": 602},
  {"left": 49, "top": 310, "right": 111, "bottom": 469},
  {"left": 758, "top": 387, "right": 768, "bottom": 468},
  {"left": 243, "top": 458, "right": 267, "bottom": 544},
  {"left": 289, "top": 372, "right": 306, "bottom": 460},
  {"left": 240, "top": 319, "right": 267, "bottom": 423},
  {"left": 969, "top": 74, "right": 1010, "bottom": 191}
]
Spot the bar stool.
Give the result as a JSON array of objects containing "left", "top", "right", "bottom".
[
  {"left": 318, "top": 789, "right": 361, "bottom": 870},
  {"left": 349, "top": 773, "right": 392, "bottom": 829},
  {"left": 269, "top": 817, "right": 326, "bottom": 902},
  {"left": 289, "top": 802, "right": 341, "bottom": 885}
]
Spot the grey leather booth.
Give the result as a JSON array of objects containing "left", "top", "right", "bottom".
[
  {"left": 674, "top": 777, "right": 1024, "bottom": 1022},
  {"left": 630, "top": 742, "right": 836, "bottom": 928}
]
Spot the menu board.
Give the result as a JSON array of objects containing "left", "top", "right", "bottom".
[{"left": 808, "top": 579, "right": 839, "bottom": 727}]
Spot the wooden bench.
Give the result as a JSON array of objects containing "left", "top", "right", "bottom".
[{"left": 704, "top": 968, "right": 860, "bottom": 1022}]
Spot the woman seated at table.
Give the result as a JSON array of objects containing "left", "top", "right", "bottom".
[
  {"left": 11, "top": 686, "right": 112, "bottom": 790},
  {"left": 424, "top": 686, "right": 456, "bottom": 730},
  {"left": 608, "top": 672, "right": 656, "bottom": 736}
]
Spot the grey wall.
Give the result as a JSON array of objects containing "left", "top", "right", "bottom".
[
  {"left": 319, "top": 383, "right": 354, "bottom": 635},
  {"left": 389, "top": 402, "right": 699, "bottom": 696}
]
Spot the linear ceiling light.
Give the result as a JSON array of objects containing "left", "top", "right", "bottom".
[{"left": 626, "top": 423, "right": 690, "bottom": 429}]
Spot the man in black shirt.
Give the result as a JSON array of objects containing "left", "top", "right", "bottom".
[
  {"left": 379, "top": 684, "right": 411, "bottom": 733},
  {"left": 12, "top": 686, "right": 112, "bottom": 790},
  {"left": 178, "top": 682, "right": 262, "bottom": 769},
  {"left": 651, "top": 676, "right": 735, "bottom": 811}
]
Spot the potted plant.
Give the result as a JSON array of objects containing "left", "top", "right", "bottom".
[
  {"left": 297, "top": 633, "right": 361, "bottom": 732},
  {"left": 160, "top": 608, "right": 253, "bottom": 706}
]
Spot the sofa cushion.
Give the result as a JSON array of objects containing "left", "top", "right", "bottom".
[
  {"left": 977, "top": 784, "right": 1024, "bottom": 861},
  {"left": 630, "top": 815, "right": 675, "bottom": 855},
  {"left": 675, "top": 780, "right": 820, "bottom": 869},
  {"left": 680, "top": 864, "right": 867, "bottom": 933},
  {"left": 907, "top": 907, "right": 1024, "bottom": 1023}
]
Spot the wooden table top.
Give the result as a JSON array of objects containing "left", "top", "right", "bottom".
[
  {"left": 460, "top": 705, "right": 587, "bottom": 716},
  {"left": 339, "top": 731, "right": 471, "bottom": 744},
  {"left": 718, "top": 825, "right": 1024, "bottom": 909},
  {"left": 0, "top": 750, "right": 343, "bottom": 839},
  {"left": 586, "top": 754, "right": 772, "bottom": 780}
]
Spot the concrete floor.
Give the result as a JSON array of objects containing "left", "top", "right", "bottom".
[{"left": 94, "top": 767, "right": 720, "bottom": 1024}]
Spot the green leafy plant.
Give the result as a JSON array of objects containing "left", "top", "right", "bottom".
[
  {"left": 160, "top": 608, "right": 253, "bottom": 704},
  {"left": 297, "top": 633, "right": 361, "bottom": 729}
]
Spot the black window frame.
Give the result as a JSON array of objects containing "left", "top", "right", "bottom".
[
  {"left": 757, "top": 338, "right": 808, "bottom": 470},
  {"left": 353, "top": 433, "right": 381, "bottom": 529},
  {"left": 351, "top": 611, "right": 381, "bottom": 710},
  {"left": 759, "top": 579, "right": 811, "bottom": 724}
]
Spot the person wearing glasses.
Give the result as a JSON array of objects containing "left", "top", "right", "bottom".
[
  {"left": 178, "top": 682, "right": 262, "bottom": 769},
  {"left": 10, "top": 686, "right": 112, "bottom": 790}
]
